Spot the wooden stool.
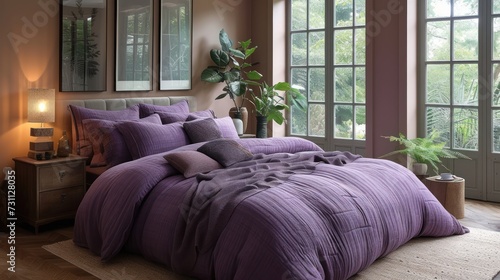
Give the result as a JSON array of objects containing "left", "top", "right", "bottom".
[{"left": 425, "top": 176, "right": 465, "bottom": 219}]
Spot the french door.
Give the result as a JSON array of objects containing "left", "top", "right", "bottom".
[{"left": 421, "top": 0, "right": 500, "bottom": 202}]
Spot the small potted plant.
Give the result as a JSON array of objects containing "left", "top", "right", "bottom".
[
  {"left": 201, "top": 29, "right": 262, "bottom": 132},
  {"left": 380, "top": 132, "right": 471, "bottom": 175},
  {"left": 246, "top": 81, "right": 307, "bottom": 138}
]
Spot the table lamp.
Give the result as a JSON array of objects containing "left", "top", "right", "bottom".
[{"left": 27, "top": 88, "right": 55, "bottom": 160}]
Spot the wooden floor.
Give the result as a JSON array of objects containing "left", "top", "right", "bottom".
[{"left": 0, "top": 199, "right": 499, "bottom": 280}]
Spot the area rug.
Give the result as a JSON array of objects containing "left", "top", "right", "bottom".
[{"left": 43, "top": 227, "right": 500, "bottom": 280}]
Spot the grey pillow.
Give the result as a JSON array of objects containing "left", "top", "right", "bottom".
[
  {"left": 183, "top": 118, "right": 222, "bottom": 143},
  {"left": 197, "top": 139, "right": 253, "bottom": 167},
  {"left": 164, "top": 151, "right": 222, "bottom": 178}
]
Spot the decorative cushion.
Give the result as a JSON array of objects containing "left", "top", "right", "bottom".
[
  {"left": 164, "top": 151, "right": 222, "bottom": 178},
  {"left": 197, "top": 139, "right": 253, "bottom": 167},
  {"left": 138, "top": 100, "right": 190, "bottom": 118},
  {"left": 183, "top": 118, "right": 222, "bottom": 143},
  {"left": 82, "top": 114, "right": 162, "bottom": 167},
  {"left": 214, "top": 117, "right": 240, "bottom": 140},
  {"left": 155, "top": 109, "right": 215, "bottom": 124},
  {"left": 116, "top": 121, "right": 190, "bottom": 159},
  {"left": 69, "top": 104, "right": 140, "bottom": 160}
]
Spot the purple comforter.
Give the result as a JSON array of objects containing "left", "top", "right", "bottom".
[{"left": 73, "top": 137, "right": 468, "bottom": 280}]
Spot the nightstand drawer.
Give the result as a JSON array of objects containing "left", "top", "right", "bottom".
[
  {"left": 39, "top": 187, "right": 84, "bottom": 220},
  {"left": 39, "top": 162, "right": 84, "bottom": 191}
]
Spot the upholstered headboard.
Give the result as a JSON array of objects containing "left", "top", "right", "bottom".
[{"left": 56, "top": 96, "right": 197, "bottom": 154}]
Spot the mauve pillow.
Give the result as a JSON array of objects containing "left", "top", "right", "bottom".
[
  {"left": 214, "top": 117, "right": 240, "bottom": 139},
  {"left": 164, "top": 151, "right": 222, "bottom": 178},
  {"left": 116, "top": 121, "right": 190, "bottom": 159},
  {"left": 138, "top": 100, "right": 190, "bottom": 118},
  {"left": 82, "top": 114, "right": 162, "bottom": 167},
  {"left": 183, "top": 118, "right": 222, "bottom": 143},
  {"left": 155, "top": 109, "right": 215, "bottom": 124},
  {"left": 197, "top": 139, "right": 253, "bottom": 167},
  {"left": 69, "top": 104, "right": 140, "bottom": 159}
]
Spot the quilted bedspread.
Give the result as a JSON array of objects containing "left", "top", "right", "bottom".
[{"left": 73, "top": 137, "right": 468, "bottom": 280}]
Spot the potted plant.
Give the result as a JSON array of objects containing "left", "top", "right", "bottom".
[
  {"left": 246, "top": 81, "right": 307, "bottom": 138},
  {"left": 380, "top": 132, "right": 471, "bottom": 175},
  {"left": 201, "top": 29, "right": 262, "bottom": 132}
]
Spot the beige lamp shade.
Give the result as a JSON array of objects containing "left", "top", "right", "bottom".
[{"left": 27, "top": 88, "right": 55, "bottom": 123}]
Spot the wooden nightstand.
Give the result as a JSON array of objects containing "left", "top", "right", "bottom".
[
  {"left": 13, "top": 155, "right": 86, "bottom": 233},
  {"left": 425, "top": 175, "right": 465, "bottom": 219}
]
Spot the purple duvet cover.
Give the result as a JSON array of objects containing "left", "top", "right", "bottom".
[{"left": 73, "top": 137, "right": 468, "bottom": 280}]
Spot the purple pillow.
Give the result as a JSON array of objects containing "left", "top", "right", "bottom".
[
  {"left": 116, "top": 121, "right": 190, "bottom": 159},
  {"left": 155, "top": 109, "right": 214, "bottom": 124},
  {"left": 164, "top": 151, "right": 222, "bottom": 178},
  {"left": 183, "top": 118, "right": 222, "bottom": 143},
  {"left": 197, "top": 139, "right": 253, "bottom": 167},
  {"left": 138, "top": 100, "right": 190, "bottom": 118},
  {"left": 69, "top": 104, "right": 140, "bottom": 159},
  {"left": 82, "top": 114, "right": 162, "bottom": 167},
  {"left": 214, "top": 117, "right": 240, "bottom": 139}
]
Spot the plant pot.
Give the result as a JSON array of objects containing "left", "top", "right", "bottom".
[
  {"left": 256, "top": 115, "right": 268, "bottom": 138},
  {"left": 412, "top": 163, "right": 428, "bottom": 175},
  {"left": 229, "top": 107, "right": 248, "bottom": 133}
]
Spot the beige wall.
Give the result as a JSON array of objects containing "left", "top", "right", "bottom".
[{"left": 0, "top": 0, "right": 254, "bottom": 169}]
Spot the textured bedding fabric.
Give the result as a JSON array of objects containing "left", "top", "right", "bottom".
[{"left": 73, "top": 137, "right": 468, "bottom": 280}]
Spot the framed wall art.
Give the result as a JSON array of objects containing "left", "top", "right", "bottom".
[{"left": 60, "top": 0, "right": 107, "bottom": 92}]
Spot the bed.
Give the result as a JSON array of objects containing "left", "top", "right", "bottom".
[{"left": 68, "top": 97, "right": 468, "bottom": 280}]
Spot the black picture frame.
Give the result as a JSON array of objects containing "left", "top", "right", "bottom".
[
  {"left": 115, "top": 0, "right": 153, "bottom": 91},
  {"left": 159, "top": 0, "right": 192, "bottom": 90},
  {"left": 60, "top": 0, "right": 107, "bottom": 92}
]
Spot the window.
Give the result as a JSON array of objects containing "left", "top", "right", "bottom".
[{"left": 289, "top": 0, "right": 366, "bottom": 150}]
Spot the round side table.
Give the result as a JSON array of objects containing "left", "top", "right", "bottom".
[{"left": 425, "top": 176, "right": 465, "bottom": 219}]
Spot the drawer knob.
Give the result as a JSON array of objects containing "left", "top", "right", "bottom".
[{"left": 58, "top": 170, "right": 66, "bottom": 182}]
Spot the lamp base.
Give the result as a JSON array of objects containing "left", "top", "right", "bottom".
[
  {"left": 29, "top": 141, "right": 54, "bottom": 151},
  {"left": 27, "top": 150, "right": 54, "bottom": 160},
  {"left": 30, "top": 127, "right": 54, "bottom": 137}
]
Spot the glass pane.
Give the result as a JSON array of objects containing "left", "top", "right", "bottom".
[
  {"left": 427, "top": 0, "right": 450, "bottom": 18},
  {"left": 355, "top": 106, "right": 366, "bottom": 140},
  {"left": 335, "top": 68, "right": 353, "bottom": 102},
  {"left": 355, "top": 67, "right": 366, "bottom": 103},
  {"left": 291, "top": 68, "right": 308, "bottom": 93},
  {"left": 355, "top": 28, "right": 366, "bottom": 64},
  {"left": 453, "top": 0, "right": 478, "bottom": 17},
  {"left": 493, "top": 18, "right": 500, "bottom": 60},
  {"left": 309, "top": 31, "right": 325, "bottom": 65},
  {"left": 335, "top": 105, "right": 353, "bottom": 139},
  {"left": 426, "top": 64, "right": 450, "bottom": 104},
  {"left": 291, "top": 105, "right": 307, "bottom": 136},
  {"left": 355, "top": 0, "right": 365, "bottom": 26},
  {"left": 494, "top": 110, "right": 500, "bottom": 152},
  {"left": 291, "top": 0, "right": 307, "bottom": 31},
  {"left": 453, "top": 108, "right": 478, "bottom": 150},
  {"left": 453, "top": 64, "right": 478, "bottom": 105},
  {"left": 335, "top": 0, "right": 353, "bottom": 27},
  {"left": 453, "top": 19, "right": 478, "bottom": 60},
  {"left": 427, "top": 21, "right": 450, "bottom": 61},
  {"left": 495, "top": 0, "right": 500, "bottom": 14},
  {"left": 309, "top": 68, "right": 325, "bottom": 101},
  {"left": 426, "top": 107, "right": 451, "bottom": 146},
  {"left": 309, "top": 104, "right": 325, "bottom": 136},
  {"left": 291, "top": 32, "right": 307, "bottom": 66},
  {"left": 309, "top": 0, "right": 325, "bottom": 29},
  {"left": 493, "top": 64, "right": 500, "bottom": 106},
  {"left": 335, "top": 30, "right": 353, "bottom": 64}
]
